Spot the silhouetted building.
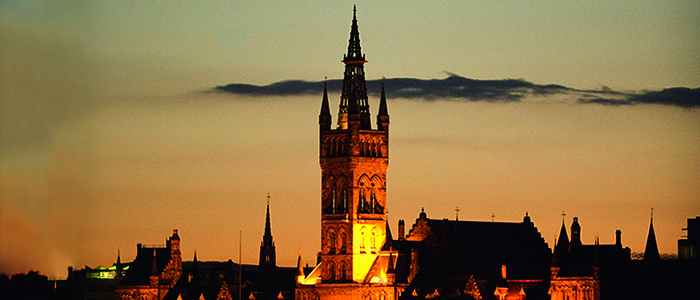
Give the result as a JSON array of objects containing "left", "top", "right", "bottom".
[
  {"left": 678, "top": 216, "right": 698, "bottom": 260},
  {"left": 114, "top": 230, "right": 182, "bottom": 300},
  {"left": 396, "top": 210, "right": 552, "bottom": 300},
  {"left": 63, "top": 252, "right": 128, "bottom": 300}
]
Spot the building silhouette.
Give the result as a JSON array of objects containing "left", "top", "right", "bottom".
[
  {"left": 22, "top": 6, "right": 700, "bottom": 300},
  {"left": 678, "top": 216, "right": 699, "bottom": 260},
  {"left": 62, "top": 197, "right": 299, "bottom": 300}
]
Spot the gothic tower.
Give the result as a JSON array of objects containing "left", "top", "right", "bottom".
[
  {"left": 259, "top": 194, "right": 277, "bottom": 268},
  {"left": 258, "top": 195, "right": 278, "bottom": 300},
  {"left": 318, "top": 5, "right": 390, "bottom": 283}
]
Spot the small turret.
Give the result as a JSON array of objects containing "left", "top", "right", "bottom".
[
  {"left": 377, "top": 78, "right": 390, "bottom": 132},
  {"left": 319, "top": 79, "right": 331, "bottom": 131},
  {"left": 398, "top": 219, "right": 405, "bottom": 241},
  {"left": 295, "top": 251, "right": 305, "bottom": 284},
  {"left": 569, "top": 217, "right": 582, "bottom": 251},
  {"left": 170, "top": 229, "right": 181, "bottom": 253},
  {"left": 615, "top": 229, "right": 622, "bottom": 246}
]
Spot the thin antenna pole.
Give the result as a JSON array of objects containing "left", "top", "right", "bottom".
[{"left": 239, "top": 230, "right": 242, "bottom": 300}]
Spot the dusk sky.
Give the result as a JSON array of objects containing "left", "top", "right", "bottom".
[{"left": 1, "top": 1, "right": 699, "bottom": 278}]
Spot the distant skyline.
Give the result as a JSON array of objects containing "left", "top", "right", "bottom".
[{"left": 1, "top": 1, "right": 698, "bottom": 278}]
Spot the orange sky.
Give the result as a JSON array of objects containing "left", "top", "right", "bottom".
[{"left": 1, "top": 1, "right": 699, "bottom": 278}]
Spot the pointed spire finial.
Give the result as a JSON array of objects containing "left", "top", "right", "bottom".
[{"left": 264, "top": 194, "right": 272, "bottom": 237}]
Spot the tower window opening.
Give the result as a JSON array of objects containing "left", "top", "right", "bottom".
[
  {"left": 327, "top": 262, "right": 336, "bottom": 282},
  {"left": 332, "top": 188, "right": 337, "bottom": 213},
  {"left": 339, "top": 231, "right": 346, "bottom": 253},
  {"left": 330, "top": 231, "right": 336, "bottom": 253},
  {"left": 338, "top": 263, "right": 346, "bottom": 282},
  {"left": 342, "top": 189, "right": 348, "bottom": 213},
  {"left": 360, "top": 231, "right": 366, "bottom": 253}
]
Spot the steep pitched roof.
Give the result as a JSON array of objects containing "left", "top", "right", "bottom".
[
  {"left": 418, "top": 218, "right": 552, "bottom": 279},
  {"left": 644, "top": 217, "right": 660, "bottom": 261}
]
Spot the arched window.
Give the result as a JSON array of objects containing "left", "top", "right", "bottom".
[
  {"left": 371, "top": 227, "right": 379, "bottom": 252},
  {"left": 338, "top": 263, "right": 346, "bottom": 282},
  {"left": 327, "top": 262, "right": 336, "bottom": 281},
  {"left": 331, "top": 187, "right": 337, "bottom": 213},
  {"left": 329, "top": 230, "right": 336, "bottom": 253},
  {"left": 371, "top": 231, "right": 376, "bottom": 252},
  {"left": 339, "top": 230, "right": 346, "bottom": 253},
  {"left": 359, "top": 188, "right": 365, "bottom": 212},
  {"left": 342, "top": 189, "right": 348, "bottom": 213},
  {"left": 360, "top": 230, "right": 366, "bottom": 252}
]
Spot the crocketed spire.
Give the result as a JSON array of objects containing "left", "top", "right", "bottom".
[
  {"left": 343, "top": 5, "right": 365, "bottom": 62},
  {"left": 338, "top": 5, "right": 370, "bottom": 130}
]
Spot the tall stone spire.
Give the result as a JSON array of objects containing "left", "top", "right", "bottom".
[
  {"left": 338, "top": 5, "right": 370, "bottom": 130},
  {"left": 259, "top": 194, "right": 277, "bottom": 300},
  {"left": 260, "top": 194, "right": 276, "bottom": 267},
  {"left": 644, "top": 210, "right": 660, "bottom": 261}
]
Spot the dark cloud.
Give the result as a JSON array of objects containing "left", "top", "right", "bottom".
[
  {"left": 215, "top": 74, "right": 699, "bottom": 108},
  {"left": 579, "top": 87, "right": 700, "bottom": 108},
  {"left": 216, "top": 74, "right": 572, "bottom": 102}
]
